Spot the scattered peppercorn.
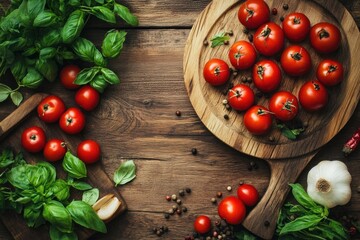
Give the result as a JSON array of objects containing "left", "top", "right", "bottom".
[
  {"left": 211, "top": 197, "right": 217, "bottom": 204},
  {"left": 224, "top": 40, "right": 229, "bottom": 45},
  {"left": 243, "top": 28, "right": 249, "bottom": 34},
  {"left": 357, "top": 186, "right": 360, "bottom": 193},
  {"left": 222, "top": 99, "right": 228, "bottom": 105},
  {"left": 228, "top": 30, "right": 234, "bottom": 36},
  {"left": 182, "top": 206, "right": 188, "bottom": 212},
  {"left": 264, "top": 220, "right": 270, "bottom": 227},
  {"left": 349, "top": 226, "right": 357, "bottom": 236},
  {"left": 179, "top": 189, "right": 185, "bottom": 196},
  {"left": 203, "top": 40, "right": 209, "bottom": 46},
  {"left": 269, "top": 136, "right": 275, "bottom": 142},
  {"left": 172, "top": 205, "right": 178, "bottom": 211},
  {"left": 191, "top": 148, "right": 198, "bottom": 155},
  {"left": 177, "top": 199, "right": 182, "bottom": 205},
  {"left": 164, "top": 213, "right": 170, "bottom": 219},
  {"left": 217, "top": 192, "right": 223, "bottom": 198},
  {"left": 280, "top": 16, "right": 284, "bottom": 22},
  {"left": 153, "top": 227, "right": 157, "bottom": 233},
  {"left": 246, "top": 77, "right": 252, "bottom": 83},
  {"left": 223, "top": 114, "right": 229, "bottom": 120},
  {"left": 232, "top": 70, "right": 238, "bottom": 77},
  {"left": 176, "top": 110, "right": 181, "bottom": 116},
  {"left": 272, "top": 8, "right": 278, "bottom": 15},
  {"left": 283, "top": 3, "right": 289, "bottom": 10},
  {"left": 225, "top": 104, "right": 231, "bottom": 110},
  {"left": 176, "top": 209, "right": 182, "bottom": 215},
  {"left": 169, "top": 209, "right": 175, "bottom": 215},
  {"left": 171, "top": 194, "right": 177, "bottom": 201},
  {"left": 248, "top": 34, "right": 253, "bottom": 42},
  {"left": 166, "top": 195, "right": 171, "bottom": 201},
  {"left": 239, "top": 180, "right": 244, "bottom": 185},
  {"left": 186, "top": 187, "right": 192, "bottom": 193},
  {"left": 303, "top": 121, "right": 309, "bottom": 128},
  {"left": 226, "top": 186, "right": 232, "bottom": 192}
]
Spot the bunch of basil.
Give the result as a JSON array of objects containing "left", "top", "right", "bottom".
[
  {"left": 0, "top": 149, "right": 104, "bottom": 240},
  {"left": 276, "top": 183, "right": 349, "bottom": 240},
  {"left": 0, "top": 0, "right": 138, "bottom": 105}
]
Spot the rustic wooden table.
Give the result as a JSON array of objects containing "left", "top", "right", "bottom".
[{"left": 0, "top": 0, "right": 359, "bottom": 239}]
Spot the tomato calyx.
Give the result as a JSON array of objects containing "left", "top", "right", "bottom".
[
  {"left": 290, "top": 52, "right": 302, "bottom": 61},
  {"left": 293, "top": 17, "right": 301, "bottom": 25},
  {"left": 282, "top": 99, "right": 297, "bottom": 112},
  {"left": 66, "top": 117, "right": 73, "bottom": 126},
  {"left": 245, "top": 7, "right": 254, "bottom": 21},
  {"left": 214, "top": 66, "right": 221, "bottom": 76},
  {"left": 30, "top": 134, "right": 37, "bottom": 141},
  {"left": 229, "top": 89, "right": 243, "bottom": 99},
  {"left": 256, "top": 65, "right": 265, "bottom": 79},
  {"left": 327, "top": 65, "right": 338, "bottom": 74},
  {"left": 313, "top": 82, "right": 321, "bottom": 91},
  {"left": 318, "top": 28, "right": 330, "bottom": 39},
  {"left": 259, "top": 25, "right": 271, "bottom": 39},
  {"left": 257, "top": 107, "right": 273, "bottom": 116}
]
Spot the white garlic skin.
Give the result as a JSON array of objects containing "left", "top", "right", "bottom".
[{"left": 307, "top": 160, "right": 352, "bottom": 208}]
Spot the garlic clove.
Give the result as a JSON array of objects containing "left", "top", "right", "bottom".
[
  {"left": 96, "top": 197, "right": 121, "bottom": 221},
  {"left": 92, "top": 194, "right": 114, "bottom": 211}
]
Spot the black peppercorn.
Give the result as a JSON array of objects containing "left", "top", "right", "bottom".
[
  {"left": 246, "top": 76, "right": 252, "bottom": 83},
  {"left": 176, "top": 209, "right": 182, "bottom": 215},
  {"left": 239, "top": 180, "right": 244, "bottom": 185},
  {"left": 357, "top": 186, "right": 360, "bottom": 193},
  {"left": 243, "top": 29, "right": 249, "bottom": 34},
  {"left": 269, "top": 136, "right": 275, "bottom": 142},
  {"left": 153, "top": 227, "right": 157, "bottom": 233},
  {"left": 164, "top": 213, "right": 170, "bottom": 219},
  {"left": 272, "top": 8, "right": 278, "bottom": 15},
  {"left": 216, "top": 192, "right": 223, "bottom": 198},
  {"left": 211, "top": 197, "right": 217, "bottom": 204},
  {"left": 182, "top": 206, "right": 188, "bottom": 212},
  {"left": 176, "top": 110, "right": 181, "bottom": 116},
  {"left": 280, "top": 16, "right": 284, "bottom": 22},
  {"left": 164, "top": 226, "right": 169, "bottom": 232},
  {"left": 224, "top": 114, "right": 229, "bottom": 120},
  {"left": 156, "top": 230, "right": 162, "bottom": 236},
  {"left": 179, "top": 189, "right": 185, "bottom": 196},
  {"left": 177, "top": 199, "right": 182, "bottom": 205},
  {"left": 224, "top": 40, "right": 229, "bottom": 45},
  {"left": 228, "top": 30, "right": 234, "bottom": 36},
  {"left": 203, "top": 40, "right": 209, "bottom": 46},
  {"left": 191, "top": 148, "right": 197, "bottom": 155},
  {"left": 186, "top": 187, "right": 192, "bottom": 193},
  {"left": 283, "top": 3, "right": 289, "bottom": 10},
  {"left": 248, "top": 34, "right": 253, "bottom": 42},
  {"left": 264, "top": 220, "right": 270, "bottom": 227}
]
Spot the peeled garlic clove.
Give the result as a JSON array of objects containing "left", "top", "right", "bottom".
[
  {"left": 92, "top": 194, "right": 114, "bottom": 211},
  {"left": 96, "top": 197, "right": 121, "bottom": 221}
]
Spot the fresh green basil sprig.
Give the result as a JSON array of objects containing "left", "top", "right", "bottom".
[
  {"left": 0, "top": 0, "right": 138, "bottom": 106},
  {"left": 0, "top": 149, "right": 106, "bottom": 240},
  {"left": 276, "top": 183, "right": 349, "bottom": 240}
]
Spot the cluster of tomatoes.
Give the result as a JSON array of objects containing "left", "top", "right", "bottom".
[
  {"left": 203, "top": 0, "right": 343, "bottom": 135},
  {"left": 21, "top": 65, "right": 101, "bottom": 164},
  {"left": 193, "top": 184, "right": 259, "bottom": 235}
]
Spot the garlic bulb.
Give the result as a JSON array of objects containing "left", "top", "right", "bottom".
[{"left": 307, "top": 160, "right": 352, "bottom": 208}]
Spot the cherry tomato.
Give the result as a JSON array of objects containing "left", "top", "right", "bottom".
[
  {"left": 228, "top": 41, "right": 257, "bottom": 70},
  {"left": 37, "top": 95, "right": 66, "bottom": 123},
  {"left": 310, "top": 22, "right": 341, "bottom": 54},
  {"left": 75, "top": 85, "right": 100, "bottom": 111},
  {"left": 218, "top": 196, "right": 246, "bottom": 225},
  {"left": 227, "top": 84, "right": 255, "bottom": 111},
  {"left": 238, "top": 0, "right": 270, "bottom": 30},
  {"left": 203, "top": 59, "right": 230, "bottom": 86},
  {"left": 59, "top": 107, "right": 85, "bottom": 135},
  {"left": 60, "top": 65, "right": 81, "bottom": 89},
  {"left": 316, "top": 59, "right": 344, "bottom": 86},
  {"left": 253, "top": 22, "right": 284, "bottom": 57},
  {"left": 280, "top": 45, "right": 312, "bottom": 77},
  {"left": 269, "top": 91, "right": 299, "bottom": 121},
  {"left": 193, "top": 215, "right": 212, "bottom": 234},
  {"left": 77, "top": 140, "right": 101, "bottom": 164},
  {"left": 43, "top": 139, "right": 67, "bottom": 162},
  {"left": 243, "top": 105, "right": 272, "bottom": 135},
  {"left": 237, "top": 184, "right": 259, "bottom": 207},
  {"left": 298, "top": 80, "right": 329, "bottom": 112},
  {"left": 282, "top": 12, "right": 311, "bottom": 42},
  {"left": 252, "top": 60, "right": 281, "bottom": 93},
  {"left": 21, "top": 126, "right": 46, "bottom": 153}
]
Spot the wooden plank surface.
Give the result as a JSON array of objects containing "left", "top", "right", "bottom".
[{"left": 0, "top": 0, "right": 359, "bottom": 239}]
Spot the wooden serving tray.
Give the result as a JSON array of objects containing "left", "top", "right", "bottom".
[
  {"left": 184, "top": 0, "right": 360, "bottom": 239},
  {"left": 0, "top": 94, "right": 127, "bottom": 240}
]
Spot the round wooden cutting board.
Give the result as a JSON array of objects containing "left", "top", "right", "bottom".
[{"left": 183, "top": 0, "right": 360, "bottom": 239}]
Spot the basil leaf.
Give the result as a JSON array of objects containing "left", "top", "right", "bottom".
[
  {"left": 69, "top": 0, "right": 81, "bottom": 7},
  {"left": 280, "top": 214, "right": 323, "bottom": 236},
  {"left": 10, "top": 91, "right": 23, "bottom": 106},
  {"left": 70, "top": 181, "right": 92, "bottom": 191},
  {"left": 35, "top": 59, "right": 58, "bottom": 82},
  {"left": 50, "top": 225, "right": 78, "bottom": 240},
  {"left": 327, "top": 219, "right": 349, "bottom": 239},
  {"left": 62, "top": 152, "right": 87, "bottom": 179},
  {"left": 113, "top": 160, "right": 136, "bottom": 186},
  {"left": 289, "top": 184, "right": 319, "bottom": 210},
  {"left": 72, "top": 37, "right": 104, "bottom": 64},
  {"left": 101, "top": 30, "right": 126, "bottom": 58},
  {"left": 22, "top": 47, "right": 37, "bottom": 57},
  {"left": 39, "top": 47, "right": 57, "bottom": 60},
  {"left": 114, "top": 3, "right": 138, "bottom": 26},
  {"left": 0, "top": 83, "right": 12, "bottom": 102},
  {"left": 91, "top": 6, "right": 116, "bottom": 24},
  {"left": 90, "top": 74, "right": 108, "bottom": 93},
  {"left": 61, "top": 10, "right": 85, "bottom": 44},
  {"left": 101, "top": 68, "right": 120, "bottom": 84},
  {"left": 0, "top": 149, "right": 15, "bottom": 168},
  {"left": 50, "top": 179, "right": 70, "bottom": 202},
  {"left": 210, "top": 32, "right": 230, "bottom": 48},
  {"left": 24, "top": 204, "right": 44, "bottom": 228},
  {"left": 66, "top": 201, "right": 107, "bottom": 233},
  {"left": 39, "top": 28, "right": 61, "bottom": 47},
  {"left": 33, "top": 11, "right": 58, "bottom": 27},
  {"left": 10, "top": 59, "right": 27, "bottom": 82},
  {"left": 43, "top": 200, "right": 73, "bottom": 233},
  {"left": 74, "top": 67, "right": 100, "bottom": 85},
  {"left": 82, "top": 188, "right": 99, "bottom": 206},
  {"left": 7, "top": 164, "right": 32, "bottom": 190},
  {"left": 21, "top": 67, "right": 44, "bottom": 89},
  {"left": 27, "top": 0, "right": 46, "bottom": 20}
]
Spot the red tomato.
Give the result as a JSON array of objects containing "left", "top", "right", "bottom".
[
  {"left": 203, "top": 59, "right": 230, "bottom": 86},
  {"left": 238, "top": 0, "right": 270, "bottom": 30},
  {"left": 269, "top": 91, "right": 299, "bottom": 121},
  {"left": 60, "top": 65, "right": 81, "bottom": 89},
  {"left": 218, "top": 196, "right": 246, "bottom": 225},
  {"left": 227, "top": 84, "right": 255, "bottom": 111},
  {"left": 75, "top": 85, "right": 100, "bottom": 111},
  {"left": 252, "top": 60, "right": 281, "bottom": 93},
  {"left": 43, "top": 139, "right": 67, "bottom": 162},
  {"left": 21, "top": 126, "right": 46, "bottom": 153},
  {"left": 37, "top": 95, "right": 66, "bottom": 123},
  {"left": 59, "top": 107, "right": 86, "bottom": 135},
  {"left": 77, "top": 140, "right": 101, "bottom": 164},
  {"left": 237, "top": 184, "right": 259, "bottom": 207},
  {"left": 282, "top": 12, "right": 311, "bottom": 42},
  {"left": 280, "top": 45, "right": 312, "bottom": 77},
  {"left": 253, "top": 22, "right": 284, "bottom": 57},
  {"left": 243, "top": 105, "right": 272, "bottom": 135},
  {"left": 193, "top": 215, "right": 212, "bottom": 234},
  {"left": 228, "top": 41, "right": 257, "bottom": 70},
  {"left": 310, "top": 22, "right": 341, "bottom": 54},
  {"left": 316, "top": 59, "right": 344, "bottom": 86},
  {"left": 298, "top": 80, "right": 329, "bottom": 112}
]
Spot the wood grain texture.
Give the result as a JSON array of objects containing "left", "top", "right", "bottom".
[{"left": 0, "top": 0, "right": 359, "bottom": 240}]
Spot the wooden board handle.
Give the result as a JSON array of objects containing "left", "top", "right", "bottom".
[
  {"left": 0, "top": 93, "right": 48, "bottom": 140},
  {"left": 242, "top": 153, "right": 316, "bottom": 239}
]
